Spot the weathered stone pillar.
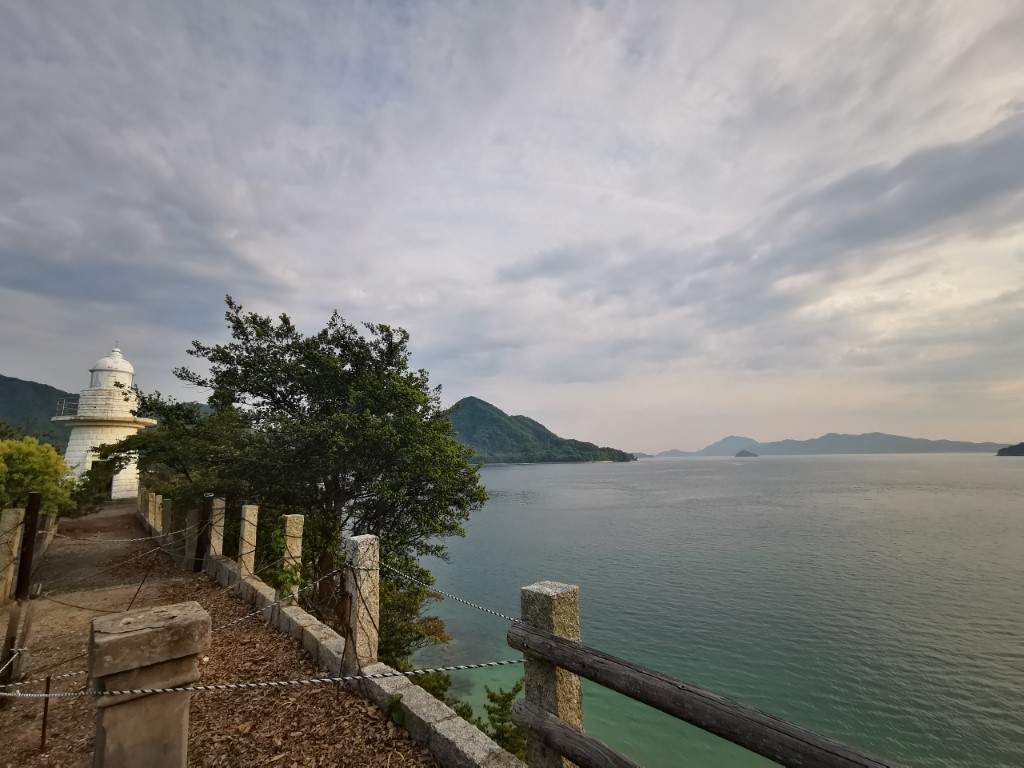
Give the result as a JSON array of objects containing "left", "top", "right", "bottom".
[
  {"left": 158, "top": 496, "right": 169, "bottom": 536},
  {"left": 281, "top": 514, "right": 303, "bottom": 598},
  {"left": 521, "top": 581, "right": 583, "bottom": 768},
  {"left": 90, "top": 601, "right": 211, "bottom": 768},
  {"left": 151, "top": 493, "right": 163, "bottom": 535},
  {"left": 183, "top": 508, "right": 199, "bottom": 570},
  {"left": 239, "top": 505, "right": 258, "bottom": 578},
  {"left": 342, "top": 534, "right": 379, "bottom": 674},
  {"left": 0, "top": 508, "right": 25, "bottom": 601},
  {"left": 209, "top": 498, "right": 225, "bottom": 557}
]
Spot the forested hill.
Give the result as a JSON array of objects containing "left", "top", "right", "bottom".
[
  {"left": 0, "top": 374, "right": 74, "bottom": 448},
  {"left": 750, "top": 432, "right": 1007, "bottom": 455},
  {"left": 448, "top": 396, "right": 635, "bottom": 464}
]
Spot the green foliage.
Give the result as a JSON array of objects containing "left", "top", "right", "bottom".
[
  {"left": 72, "top": 458, "right": 119, "bottom": 517},
  {"left": 382, "top": 693, "right": 405, "bottom": 725},
  {"left": 0, "top": 437, "right": 75, "bottom": 516},
  {"left": 449, "top": 396, "right": 635, "bottom": 464},
  {"left": 265, "top": 523, "right": 302, "bottom": 596},
  {"left": 477, "top": 679, "right": 527, "bottom": 760},
  {"left": 376, "top": 555, "right": 454, "bottom": 668},
  {"left": 97, "top": 296, "right": 488, "bottom": 663}
]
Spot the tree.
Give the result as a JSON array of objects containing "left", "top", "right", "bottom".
[
  {"left": 99, "top": 296, "right": 487, "bottom": 664},
  {"left": 0, "top": 420, "right": 24, "bottom": 441},
  {"left": 172, "top": 297, "right": 487, "bottom": 563},
  {"left": 0, "top": 437, "right": 75, "bottom": 516},
  {"left": 477, "top": 679, "right": 527, "bottom": 759}
]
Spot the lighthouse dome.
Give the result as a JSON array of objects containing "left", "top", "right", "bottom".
[{"left": 89, "top": 347, "right": 135, "bottom": 388}]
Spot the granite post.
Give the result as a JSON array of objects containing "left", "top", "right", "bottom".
[
  {"left": 158, "top": 496, "right": 169, "bottom": 537},
  {"left": 209, "top": 497, "right": 225, "bottom": 557},
  {"left": 183, "top": 507, "right": 199, "bottom": 571},
  {"left": 521, "top": 581, "right": 583, "bottom": 768},
  {"left": 149, "top": 493, "right": 162, "bottom": 535},
  {"left": 281, "top": 514, "right": 303, "bottom": 599},
  {"left": 0, "top": 508, "right": 25, "bottom": 601},
  {"left": 342, "top": 534, "right": 379, "bottom": 674},
  {"left": 239, "top": 505, "right": 258, "bottom": 578},
  {"left": 90, "top": 601, "right": 211, "bottom": 768}
]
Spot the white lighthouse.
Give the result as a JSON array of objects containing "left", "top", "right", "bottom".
[{"left": 52, "top": 347, "right": 157, "bottom": 500}]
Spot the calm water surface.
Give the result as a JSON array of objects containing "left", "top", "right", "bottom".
[{"left": 416, "top": 455, "right": 1024, "bottom": 767}]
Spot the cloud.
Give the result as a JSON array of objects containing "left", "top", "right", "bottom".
[{"left": 2, "top": 1, "right": 1023, "bottom": 447}]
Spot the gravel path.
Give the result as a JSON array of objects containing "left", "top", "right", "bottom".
[{"left": 0, "top": 503, "right": 436, "bottom": 768}]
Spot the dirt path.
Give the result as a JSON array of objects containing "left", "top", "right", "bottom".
[{"left": 0, "top": 504, "right": 436, "bottom": 767}]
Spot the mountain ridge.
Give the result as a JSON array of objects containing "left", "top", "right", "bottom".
[
  {"left": 448, "top": 396, "right": 634, "bottom": 464},
  {"left": 643, "top": 431, "right": 1009, "bottom": 457},
  {"left": 0, "top": 374, "right": 75, "bottom": 449}
]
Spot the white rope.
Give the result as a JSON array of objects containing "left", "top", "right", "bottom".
[
  {"left": 56, "top": 523, "right": 199, "bottom": 544},
  {"left": 212, "top": 563, "right": 347, "bottom": 632},
  {"left": 381, "top": 563, "right": 518, "bottom": 623},
  {"left": 0, "top": 659, "right": 525, "bottom": 699},
  {"left": 0, "top": 649, "right": 25, "bottom": 677},
  {"left": 0, "top": 668, "right": 87, "bottom": 689}
]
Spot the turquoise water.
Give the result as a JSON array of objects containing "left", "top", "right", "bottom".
[{"left": 416, "top": 455, "right": 1024, "bottom": 767}]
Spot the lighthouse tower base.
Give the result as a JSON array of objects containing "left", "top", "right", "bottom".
[{"left": 53, "top": 347, "right": 157, "bottom": 502}]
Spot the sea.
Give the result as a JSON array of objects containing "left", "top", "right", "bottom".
[{"left": 415, "top": 454, "right": 1024, "bottom": 767}]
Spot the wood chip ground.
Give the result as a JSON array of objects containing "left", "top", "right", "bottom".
[{"left": 0, "top": 503, "right": 437, "bottom": 768}]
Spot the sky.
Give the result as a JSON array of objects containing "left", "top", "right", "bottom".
[{"left": 2, "top": 1, "right": 1023, "bottom": 452}]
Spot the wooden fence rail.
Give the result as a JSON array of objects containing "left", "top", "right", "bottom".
[{"left": 509, "top": 591, "right": 904, "bottom": 768}]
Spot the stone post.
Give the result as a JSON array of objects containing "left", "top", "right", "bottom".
[
  {"left": 0, "top": 508, "right": 25, "bottom": 601},
  {"left": 90, "top": 602, "right": 210, "bottom": 768},
  {"left": 158, "top": 496, "right": 169, "bottom": 536},
  {"left": 183, "top": 508, "right": 199, "bottom": 571},
  {"left": 170, "top": 500, "right": 187, "bottom": 561},
  {"left": 342, "top": 534, "right": 379, "bottom": 674},
  {"left": 281, "top": 514, "right": 303, "bottom": 599},
  {"left": 521, "top": 581, "right": 583, "bottom": 768},
  {"left": 239, "top": 505, "right": 258, "bottom": 578},
  {"left": 209, "top": 497, "right": 225, "bottom": 557},
  {"left": 152, "top": 493, "right": 163, "bottom": 536}
]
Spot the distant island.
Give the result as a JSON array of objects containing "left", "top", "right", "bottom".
[
  {"left": 735, "top": 449, "right": 758, "bottom": 458},
  {"left": 448, "top": 396, "right": 635, "bottom": 464},
  {"left": 997, "top": 442, "right": 1024, "bottom": 456},
  {"left": 647, "top": 432, "right": 1009, "bottom": 457}
]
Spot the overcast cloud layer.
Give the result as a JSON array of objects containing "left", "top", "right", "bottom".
[{"left": 2, "top": 1, "right": 1023, "bottom": 451}]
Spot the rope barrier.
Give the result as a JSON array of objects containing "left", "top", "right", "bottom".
[
  {"left": 40, "top": 595, "right": 125, "bottom": 614},
  {"left": 0, "top": 659, "right": 525, "bottom": 699},
  {"left": 212, "top": 563, "right": 351, "bottom": 632},
  {"left": 0, "top": 649, "right": 26, "bottom": 678},
  {"left": 39, "top": 544, "right": 165, "bottom": 597},
  {"left": 55, "top": 523, "right": 201, "bottom": 544},
  {"left": 0, "top": 668, "right": 87, "bottom": 690},
  {"left": 380, "top": 562, "right": 518, "bottom": 623},
  {"left": 0, "top": 517, "right": 25, "bottom": 541}
]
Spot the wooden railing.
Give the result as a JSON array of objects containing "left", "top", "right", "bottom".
[{"left": 508, "top": 581, "right": 904, "bottom": 768}]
